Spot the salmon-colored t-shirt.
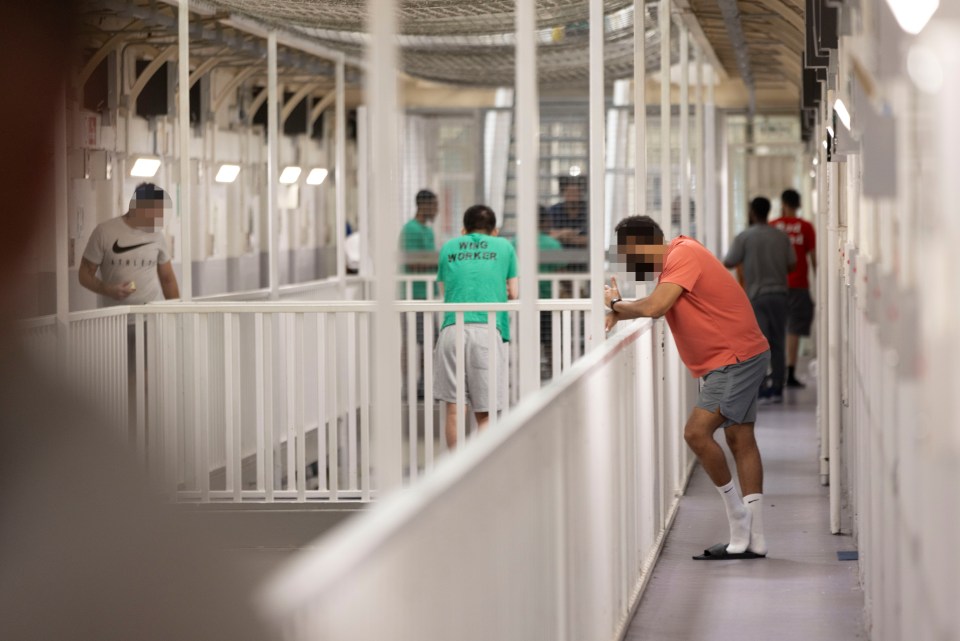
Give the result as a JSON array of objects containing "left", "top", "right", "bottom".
[{"left": 659, "top": 236, "right": 769, "bottom": 378}]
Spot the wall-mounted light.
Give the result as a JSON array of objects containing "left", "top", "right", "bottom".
[
  {"left": 813, "top": 157, "right": 819, "bottom": 166},
  {"left": 569, "top": 165, "right": 582, "bottom": 177},
  {"left": 834, "top": 99, "right": 851, "bottom": 130},
  {"left": 306, "top": 168, "right": 329, "bottom": 185},
  {"left": 279, "top": 166, "right": 302, "bottom": 184},
  {"left": 885, "top": 0, "right": 938, "bottom": 34},
  {"left": 822, "top": 140, "right": 829, "bottom": 150},
  {"left": 826, "top": 125, "right": 835, "bottom": 137},
  {"left": 215, "top": 164, "right": 241, "bottom": 184},
  {"left": 130, "top": 157, "right": 161, "bottom": 178}
]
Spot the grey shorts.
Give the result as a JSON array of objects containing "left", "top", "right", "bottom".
[
  {"left": 697, "top": 350, "right": 770, "bottom": 428},
  {"left": 433, "top": 325, "right": 509, "bottom": 413},
  {"left": 787, "top": 288, "right": 815, "bottom": 336}
]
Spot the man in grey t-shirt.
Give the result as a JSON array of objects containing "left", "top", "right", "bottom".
[
  {"left": 724, "top": 197, "right": 796, "bottom": 402},
  {"left": 80, "top": 183, "right": 180, "bottom": 306}
]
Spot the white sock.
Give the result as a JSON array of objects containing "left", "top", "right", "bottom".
[
  {"left": 743, "top": 493, "right": 767, "bottom": 555},
  {"left": 717, "top": 480, "right": 751, "bottom": 553}
]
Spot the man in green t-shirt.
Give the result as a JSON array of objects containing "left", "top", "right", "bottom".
[
  {"left": 512, "top": 206, "right": 564, "bottom": 299},
  {"left": 435, "top": 205, "right": 518, "bottom": 448},
  {"left": 399, "top": 189, "right": 438, "bottom": 300}
]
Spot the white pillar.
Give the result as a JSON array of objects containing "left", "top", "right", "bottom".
[
  {"left": 369, "top": 0, "right": 403, "bottom": 493},
  {"left": 335, "top": 56, "right": 347, "bottom": 287},
  {"left": 357, "top": 105, "right": 371, "bottom": 278},
  {"left": 679, "top": 26, "right": 690, "bottom": 238},
  {"left": 55, "top": 84, "right": 69, "bottom": 362},
  {"left": 694, "top": 48, "right": 705, "bottom": 244},
  {"left": 267, "top": 32, "right": 280, "bottom": 299},
  {"left": 515, "top": 0, "right": 540, "bottom": 392},
  {"left": 704, "top": 70, "right": 718, "bottom": 255},
  {"left": 588, "top": 0, "right": 606, "bottom": 350},
  {"left": 659, "top": 0, "right": 672, "bottom": 235},
  {"left": 178, "top": 0, "right": 193, "bottom": 300},
  {"left": 634, "top": 0, "right": 646, "bottom": 217}
]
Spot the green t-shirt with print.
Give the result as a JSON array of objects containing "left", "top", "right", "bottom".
[
  {"left": 513, "top": 233, "right": 564, "bottom": 298},
  {"left": 400, "top": 218, "right": 436, "bottom": 300},
  {"left": 437, "top": 233, "right": 518, "bottom": 341}
]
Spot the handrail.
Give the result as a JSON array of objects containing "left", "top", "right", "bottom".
[{"left": 260, "top": 317, "right": 654, "bottom": 618}]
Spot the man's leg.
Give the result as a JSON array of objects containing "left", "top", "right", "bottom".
[
  {"left": 786, "top": 333, "right": 800, "bottom": 369},
  {"left": 766, "top": 295, "right": 788, "bottom": 395},
  {"left": 724, "top": 422, "right": 767, "bottom": 554},
  {"left": 444, "top": 402, "right": 459, "bottom": 449},
  {"left": 475, "top": 412, "right": 490, "bottom": 431},
  {"left": 684, "top": 407, "right": 752, "bottom": 553}
]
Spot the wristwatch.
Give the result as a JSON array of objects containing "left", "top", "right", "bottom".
[{"left": 610, "top": 297, "right": 622, "bottom": 312}]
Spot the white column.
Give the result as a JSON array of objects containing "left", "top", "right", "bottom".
[
  {"left": 659, "top": 0, "right": 672, "bottom": 235},
  {"left": 267, "top": 33, "right": 280, "bottom": 300},
  {"left": 704, "top": 69, "right": 718, "bottom": 255},
  {"left": 679, "top": 26, "right": 690, "bottom": 237},
  {"left": 634, "top": 0, "right": 646, "bottom": 217},
  {"left": 588, "top": 0, "right": 606, "bottom": 350},
  {"left": 694, "top": 47, "right": 705, "bottom": 244},
  {"left": 369, "top": 0, "right": 403, "bottom": 492},
  {"left": 178, "top": 0, "right": 193, "bottom": 300},
  {"left": 55, "top": 84, "right": 69, "bottom": 363},
  {"left": 515, "top": 0, "right": 540, "bottom": 392},
  {"left": 357, "top": 105, "right": 371, "bottom": 278},
  {"left": 335, "top": 56, "right": 347, "bottom": 287}
]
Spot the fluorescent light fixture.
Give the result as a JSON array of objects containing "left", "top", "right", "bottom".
[
  {"left": 823, "top": 140, "right": 829, "bottom": 149},
  {"left": 826, "top": 125, "right": 835, "bottom": 137},
  {"left": 279, "top": 166, "right": 302, "bottom": 184},
  {"left": 810, "top": 170, "right": 817, "bottom": 178},
  {"left": 215, "top": 164, "right": 241, "bottom": 184},
  {"left": 569, "top": 165, "right": 582, "bottom": 177},
  {"left": 130, "top": 157, "right": 161, "bottom": 178},
  {"left": 834, "top": 99, "right": 851, "bottom": 130},
  {"left": 885, "top": 0, "right": 938, "bottom": 34},
  {"left": 907, "top": 44, "right": 943, "bottom": 94},
  {"left": 813, "top": 157, "right": 819, "bottom": 166},
  {"left": 306, "top": 168, "right": 329, "bottom": 185}
]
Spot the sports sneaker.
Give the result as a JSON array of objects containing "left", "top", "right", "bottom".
[{"left": 785, "top": 377, "right": 806, "bottom": 389}]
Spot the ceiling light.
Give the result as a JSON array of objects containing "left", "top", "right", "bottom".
[
  {"left": 823, "top": 140, "right": 829, "bottom": 149},
  {"left": 826, "top": 125, "right": 835, "bottom": 137},
  {"left": 306, "top": 168, "right": 329, "bottom": 185},
  {"left": 279, "top": 166, "right": 302, "bottom": 184},
  {"left": 834, "top": 99, "right": 851, "bottom": 130},
  {"left": 885, "top": 0, "right": 939, "bottom": 34},
  {"left": 130, "top": 157, "right": 161, "bottom": 178},
  {"left": 215, "top": 164, "right": 241, "bottom": 184},
  {"left": 813, "top": 157, "right": 819, "bottom": 166}
]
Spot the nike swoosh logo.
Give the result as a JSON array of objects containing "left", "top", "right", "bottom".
[{"left": 113, "top": 240, "right": 152, "bottom": 254}]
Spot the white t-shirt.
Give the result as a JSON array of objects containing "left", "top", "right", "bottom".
[{"left": 82, "top": 216, "right": 171, "bottom": 305}]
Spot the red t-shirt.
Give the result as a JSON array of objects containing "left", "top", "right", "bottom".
[
  {"left": 659, "top": 237, "right": 770, "bottom": 378},
  {"left": 769, "top": 216, "right": 815, "bottom": 289}
]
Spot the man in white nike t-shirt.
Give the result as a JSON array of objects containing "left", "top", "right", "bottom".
[{"left": 79, "top": 183, "right": 180, "bottom": 305}]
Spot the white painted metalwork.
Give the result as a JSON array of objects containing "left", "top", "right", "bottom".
[
  {"left": 634, "top": 0, "right": 646, "bottom": 216},
  {"left": 515, "top": 0, "right": 540, "bottom": 394},
  {"left": 267, "top": 31, "right": 280, "bottom": 300},
  {"left": 259, "top": 317, "right": 694, "bottom": 640},
  {"left": 659, "top": 0, "right": 672, "bottom": 235},
  {"left": 179, "top": 0, "right": 193, "bottom": 300},
  {"left": 679, "top": 26, "right": 690, "bottom": 238},
  {"left": 694, "top": 46, "right": 705, "bottom": 245},
  {"left": 588, "top": 0, "right": 606, "bottom": 352},
  {"left": 335, "top": 56, "right": 347, "bottom": 288}
]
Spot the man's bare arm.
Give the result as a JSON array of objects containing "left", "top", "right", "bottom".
[
  {"left": 506, "top": 277, "right": 519, "bottom": 300},
  {"left": 157, "top": 261, "right": 180, "bottom": 300},
  {"left": 613, "top": 282, "right": 685, "bottom": 319},
  {"left": 79, "top": 258, "right": 133, "bottom": 300}
]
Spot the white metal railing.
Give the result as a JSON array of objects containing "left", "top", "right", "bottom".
[
  {"left": 395, "top": 273, "right": 593, "bottom": 301},
  {"left": 259, "top": 318, "right": 696, "bottom": 641},
  {"left": 28, "top": 297, "right": 596, "bottom": 502},
  {"left": 194, "top": 274, "right": 368, "bottom": 302}
]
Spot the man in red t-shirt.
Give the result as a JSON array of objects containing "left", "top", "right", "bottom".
[
  {"left": 769, "top": 189, "right": 817, "bottom": 388},
  {"left": 605, "top": 216, "right": 770, "bottom": 560}
]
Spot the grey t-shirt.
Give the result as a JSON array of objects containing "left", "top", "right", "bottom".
[
  {"left": 723, "top": 223, "right": 796, "bottom": 300},
  {"left": 82, "top": 216, "right": 171, "bottom": 305}
]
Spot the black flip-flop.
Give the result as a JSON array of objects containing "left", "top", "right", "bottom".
[{"left": 692, "top": 542, "right": 766, "bottom": 560}]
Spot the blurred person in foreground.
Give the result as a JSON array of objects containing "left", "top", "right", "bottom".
[
  {"left": 769, "top": 189, "right": 816, "bottom": 388},
  {"left": 435, "top": 205, "right": 518, "bottom": 448},
  {"left": 604, "top": 216, "right": 770, "bottom": 560},
  {"left": 723, "top": 197, "right": 795, "bottom": 404},
  {"left": 0, "top": 4, "right": 268, "bottom": 640}
]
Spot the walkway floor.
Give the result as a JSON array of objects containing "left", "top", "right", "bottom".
[{"left": 625, "top": 384, "right": 865, "bottom": 640}]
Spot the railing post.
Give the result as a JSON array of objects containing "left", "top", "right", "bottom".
[
  {"left": 588, "top": 0, "right": 606, "bottom": 351},
  {"left": 515, "top": 0, "right": 540, "bottom": 392},
  {"left": 178, "top": 0, "right": 193, "bottom": 300},
  {"left": 660, "top": 0, "right": 672, "bottom": 235},
  {"left": 634, "top": 0, "right": 646, "bottom": 218},
  {"left": 335, "top": 56, "right": 347, "bottom": 291},
  {"left": 267, "top": 31, "right": 280, "bottom": 300}
]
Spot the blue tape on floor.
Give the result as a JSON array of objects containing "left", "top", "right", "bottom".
[{"left": 837, "top": 550, "right": 859, "bottom": 561}]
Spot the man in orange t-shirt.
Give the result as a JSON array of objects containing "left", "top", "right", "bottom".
[{"left": 605, "top": 216, "right": 770, "bottom": 560}]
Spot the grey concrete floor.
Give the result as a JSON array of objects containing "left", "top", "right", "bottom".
[{"left": 625, "top": 383, "right": 866, "bottom": 640}]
